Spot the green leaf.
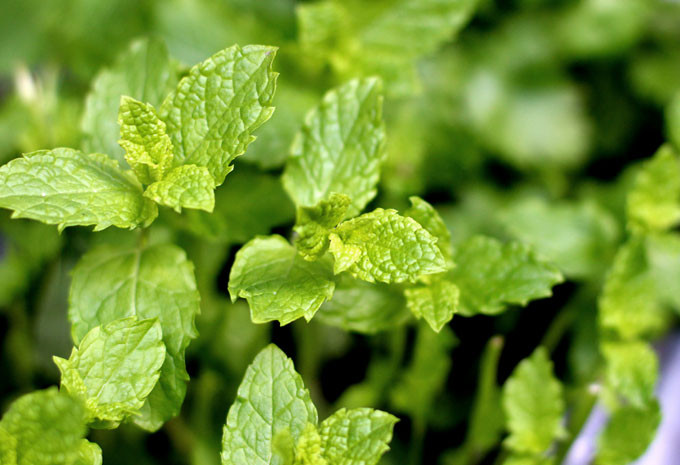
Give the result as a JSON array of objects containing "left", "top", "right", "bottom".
[
  {"left": 599, "top": 237, "right": 665, "bottom": 340},
  {"left": 627, "top": 144, "right": 680, "bottom": 233},
  {"left": 0, "top": 148, "right": 158, "bottom": 231},
  {"left": 390, "top": 325, "right": 456, "bottom": 420},
  {"left": 295, "top": 424, "right": 327, "bottom": 465},
  {"left": 596, "top": 401, "right": 661, "bottom": 465},
  {"left": 53, "top": 317, "right": 165, "bottom": 426},
  {"left": 404, "top": 276, "right": 459, "bottom": 332},
  {"left": 0, "top": 387, "right": 88, "bottom": 465},
  {"left": 144, "top": 165, "right": 215, "bottom": 213},
  {"left": 449, "top": 236, "right": 563, "bottom": 316},
  {"left": 282, "top": 78, "right": 386, "bottom": 216},
  {"left": 502, "top": 347, "right": 566, "bottom": 455},
  {"left": 73, "top": 441, "right": 102, "bottom": 465},
  {"left": 294, "top": 193, "right": 351, "bottom": 261},
  {"left": 159, "top": 44, "right": 278, "bottom": 185},
  {"left": 319, "top": 408, "right": 398, "bottom": 465},
  {"left": 316, "top": 275, "right": 410, "bottom": 334},
  {"left": 667, "top": 92, "right": 680, "bottom": 152},
  {"left": 646, "top": 232, "right": 680, "bottom": 310},
  {"left": 82, "top": 38, "right": 177, "bottom": 165},
  {"left": 228, "top": 235, "right": 336, "bottom": 325},
  {"left": 405, "top": 196, "right": 454, "bottom": 264},
  {"left": 602, "top": 340, "right": 658, "bottom": 408},
  {"left": 329, "top": 208, "right": 447, "bottom": 283},
  {"left": 69, "top": 243, "right": 200, "bottom": 431},
  {"left": 117, "top": 96, "right": 174, "bottom": 184},
  {"left": 221, "top": 344, "right": 318, "bottom": 465}
]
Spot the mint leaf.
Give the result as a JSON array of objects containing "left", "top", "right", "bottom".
[
  {"left": 405, "top": 196, "right": 454, "bottom": 263},
  {"left": 502, "top": 347, "right": 566, "bottom": 455},
  {"left": 221, "top": 344, "right": 318, "bottom": 465},
  {"left": 627, "top": 144, "right": 680, "bottom": 233},
  {"left": 599, "top": 237, "right": 665, "bottom": 340},
  {"left": 74, "top": 441, "right": 102, "bottom": 465},
  {"left": 53, "top": 317, "right": 165, "bottom": 426},
  {"left": 596, "top": 401, "right": 661, "bottom": 465},
  {"left": 294, "top": 193, "right": 351, "bottom": 261},
  {"left": 295, "top": 424, "right": 327, "bottom": 465},
  {"left": 159, "top": 44, "right": 278, "bottom": 185},
  {"left": 646, "top": 232, "right": 680, "bottom": 309},
  {"left": 68, "top": 243, "right": 200, "bottom": 431},
  {"left": 319, "top": 408, "right": 398, "bottom": 465},
  {"left": 282, "top": 78, "right": 386, "bottom": 216},
  {"left": 0, "top": 387, "right": 88, "bottom": 465},
  {"left": 316, "top": 275, "right": 410, "bottom": 334},
  {"left": 450, "top": 236, "right": 563, "bottom": 316},
  {"left": 329, "top": 208, "right": 446, "bottom": 283},
  {"left": 602, "top": 340, "right": 658, "bottom": 408},
  {"left": 228, "top": 235, "right": 336, "bottom": 325},
  {"left": 144, "top": 165, "right": 215, "bottom": 213},
  {"left": 117, "top": 96, "right": 174, "bottom": 184},
  {"left": 0, "top": 148, "right": 157, "bottom": 231},
  {"left": 82, "top": 38, "right": 177, "bottom": 165},
  {"left": 404, "top": 276, "right": 459, "bottom": 332}
]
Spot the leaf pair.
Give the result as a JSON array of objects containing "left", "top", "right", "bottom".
[
  {"left": 0, "top": 43, "right": 278, "bottom": 230},
  {"left": 221, "top": 345, "right": 397, "bottom": 465}
]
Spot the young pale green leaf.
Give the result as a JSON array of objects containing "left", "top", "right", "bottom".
[
  {"left": 144, "top": 165, "right": 215, "bottom": 213},
  {"left": 328, "top": 208, "right": 447, "bottom": 283},
  {"left": 228, "top": 235, "right": 335, "bottom": 325},
  {"left": 627, "top": 144, "right": 680, "bottom": 233},
  {"left": 0, "top": 388, "right": 88, "bottom": 465},
  {"left": 159, "top": 44, "right": 278, "bottom": 185},
  {"left": 0, "top": 148, "right": 158, "bottom": 231},
  {"left": 390, "top": 325, "right": 456, "bottom": 420},
  {"left": 69, "top": 243, "right": 200, "bottom": 431},
  {"left": 295, "top": 424, "right": 327, "bottom": 465},
  {"left": 53, "top": 317, "right": 165, "bottom": 426},
  {"left": 405, "top": 196, "right": 454, "bottom": 263},
  {"left": 294, "top": 193, "right": 351, "bottom": 260},
  {"left": 74, "top": 440, "right": 102, "bottom": 465},
  {"left": 599, "top": 237, "right": 665, "bottom": 340},
  {"left": 502, "top": 347, "right": 566, "bottom": 455},
  {"left": 316, "top": 275, "right": 410, "bottom": 334},
  {"left": 404, "top": 275, "right": 459, "bottom": 332},
  {"left": 596, "top": 401, "right": 661, "bottom": 465},
  {"left": 82, "top": 38, "right": 177, "bottom": 165},
  {"left": 118, "top": 96, "right": 174, "bottom": 184},
  {"left": 282, "top": 78, "right": 386, "bottom": 216},
  {"left": 221, "top": 344, "right": 318, "bottom": 465},
  {"left": 319, "top": 408, "right": 398, "bottom": 465},
  {"left": 602, "top": 340, "right": 658, "bottom": 408},
  {"left": 450, "top": 236, "right": 563, "bottom": 316},
  {"left": 646, "top": 232, "right": 680, "bottom": 310}
]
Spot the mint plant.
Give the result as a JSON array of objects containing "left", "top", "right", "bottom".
[{"left": 2, "top": 1, "right": 680, "bottom": 464}]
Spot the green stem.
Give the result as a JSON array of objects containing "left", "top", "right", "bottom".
[
  {"left": 541, "top": 306, "right": 575, "bottom": 353},
  {"left": 409, "top": 417, "right": 426, "bottom": 465},
  {"left": 554, "top": 385, "right": 598, "bottom": 464}
]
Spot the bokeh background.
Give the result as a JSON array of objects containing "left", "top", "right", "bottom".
[{"left": 1, "top": 0, "right": 680, "bottom": 464}]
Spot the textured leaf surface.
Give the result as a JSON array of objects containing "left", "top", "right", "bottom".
[
  {"left": 282, "top": 78, "right": 386, "bottom": 215},
  {"left": 221, "top": 345, "right": 318, "bottom": 465},
  {"left": 0, "top": 148, "right": 157, "bottom": 231},
  {"left": 627, "top": 144, "right": 680, "bottom": 233},
  {"left": 405, "top": 196, "right": 453, "bottom": 263},
  {"left": 450, "top": 236, "right": 563, "bottom": 315},
  {"left": 502, "top": 348, "right": 566, "bottom": 455},
  {"left": 69, "top": 243, "right": 200, "bottom": 431},
  {"left": 596, "top": 402, "right": 661, "bottom": 465},
  {"left": 602, "top": 340, "right": 658, "bottom": 408},
  {"left": 74, "top": 441, "right": 102, "bottom": 465},
  {"left": 295, "top": 424, "right": 327, "bottom": 465},
  {"left": 82, "top": 38, "right": 177, "bottom": 164},
  {"left": 229, "top": 235, "right": 335, "bottom": 325},
  {"left": 118, "top": 96, "right": 174, "bottom": 184},
  {"left": 316, "top": 275, "right": 410, "bottom": 334},
  {"left": 295, "top": 193, "right": 351, "bottom": 260},
  {"left": 0, "top": 388, "right": 88, "bottom": 465},
  {"left": 144, "top": 165, "right": 215, "bottom": 212},
  {"left": 405, "top": 276, "right": 459, "bottom": 332},
  {"left": 160, "top": 44, "right": 278, "bottom": 184},
  {"left": 319, "top": 408, "right": 398, "bottom": 465},
  {"left": 329, "top": 208, "right": 446, "bottom": 283},
  {"left": 599, "top": 237, "right": 664, "bottom": 340},
  {"left": 54, "top": 317, "right": 165, "bottom": 425}
]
